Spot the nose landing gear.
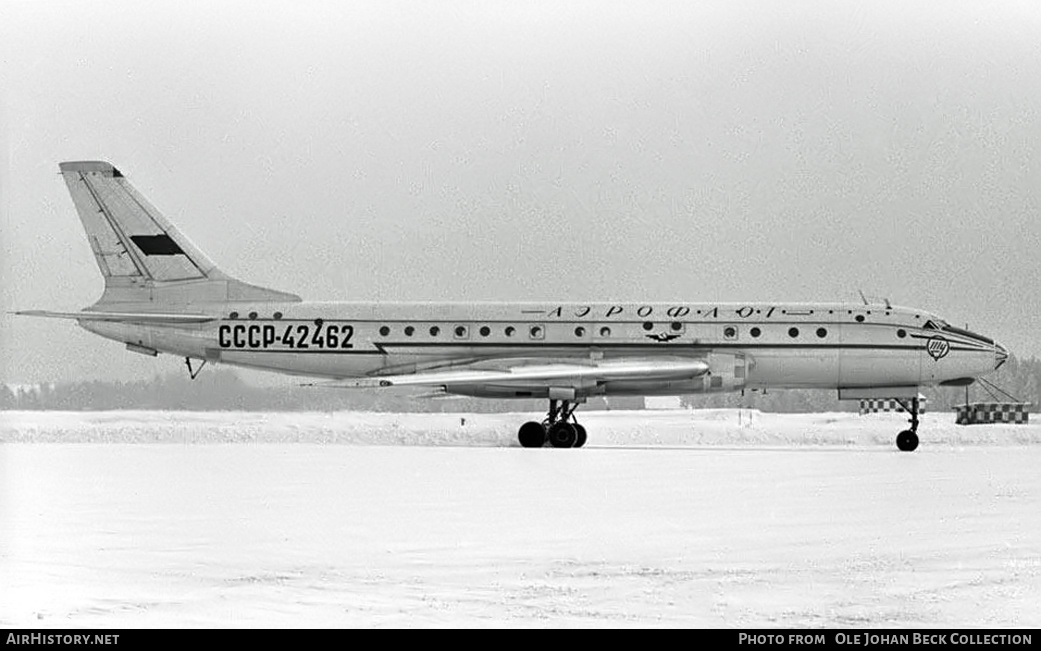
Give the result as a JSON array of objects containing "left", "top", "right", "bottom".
[
  {"left": 517, "top": 399, "right": 587, "bottom": 448},
  {"left": 893, "top": 396, "right": 921, "bottom": 452}
]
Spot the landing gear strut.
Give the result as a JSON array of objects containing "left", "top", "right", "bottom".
[
  {"left": 517, "top": 399, "right": 587, "bottom": 449},
  {"left": 894, "top": 396, "right": 921, "bottom": 452}
]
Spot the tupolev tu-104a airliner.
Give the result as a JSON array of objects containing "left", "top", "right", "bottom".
[{"left": 18, "top": 161, "right": 1009, "bottom": 451}]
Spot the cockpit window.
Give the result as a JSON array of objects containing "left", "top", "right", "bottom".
[
  {"left": 942, "top": 324, "right": 994, "bottom": 345},
  {"left": 925, "top": 318, "right": 994, "bottom": 344}
]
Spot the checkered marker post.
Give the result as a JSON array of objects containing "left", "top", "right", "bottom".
[{"left": 954, "top": 403, "right": 1031, "bottom": 425}]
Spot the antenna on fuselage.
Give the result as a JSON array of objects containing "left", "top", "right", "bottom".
[{"left": 856, "top": 290, "right": 892, "bottom": 309}]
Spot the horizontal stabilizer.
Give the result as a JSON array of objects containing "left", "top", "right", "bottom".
[{"left": 15, "top": 310, "right": 217, "bottom": 324}]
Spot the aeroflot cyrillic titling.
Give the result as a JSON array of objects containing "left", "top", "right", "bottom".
[
  {"left": 543, "top": 305, "right": 781, "bottom": 319},
  {"left": 6, "top": 634, "right": 119, "bottom": 645},
  {"left": 737, "top": 633, "right": 1032, "bottom": 645}
]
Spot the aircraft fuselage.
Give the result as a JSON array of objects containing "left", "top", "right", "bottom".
[{"left": 81, "top": 300, "right": 1006, "bottom": 399}]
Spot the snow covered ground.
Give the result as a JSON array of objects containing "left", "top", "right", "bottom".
[
  {"left": 3, "top": 408, "right": 1041, "bottom": 446},
  {"left": 1, "top": 409, "right": 1039, "bottom": 627}
]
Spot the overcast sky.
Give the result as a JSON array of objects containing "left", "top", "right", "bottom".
[{"left": 2, "top": 1, "right": 1039, "bottom": 384}]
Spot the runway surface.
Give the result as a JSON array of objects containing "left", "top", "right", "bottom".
[{"left": 2, "top": 412, "right": 1039, "bottom": 627}]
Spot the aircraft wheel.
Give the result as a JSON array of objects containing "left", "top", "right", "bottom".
[
  {"left": 548, "top": 422, "right": 578, "bottom": 448},
  {"left": 518, "top": 421, "right": 547, "bottom": 448},
  {"left": 573, "top": 424, "right": 587, "bottom": 448},
  {"left": 896, "top": 430, "right": 919, "bottom": 452}
]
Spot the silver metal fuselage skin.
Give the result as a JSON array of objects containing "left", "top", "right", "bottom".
[{"left": 79, "top": 300, "right": 1006, "bottom": 399}]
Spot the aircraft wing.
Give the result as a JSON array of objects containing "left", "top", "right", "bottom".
[
  {"left": 15, "top": 310, "right": 218, "bottom": 324},
  {"left": 313, "top": 359, "right": 711, "bottom": 389}
]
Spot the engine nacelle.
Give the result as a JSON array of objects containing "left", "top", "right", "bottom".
[{"left": 438, "top": 353, "right": 750, "bottom": 400}]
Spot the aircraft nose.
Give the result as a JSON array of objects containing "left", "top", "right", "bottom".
[{"left": 994, "top": 342, "right": 1009, "bottom": 370}]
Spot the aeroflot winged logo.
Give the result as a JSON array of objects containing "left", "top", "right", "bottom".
[
  {"left": 646, "top": 332, "right": 680, "bottom": 343},
  {"left": 926, "top": 336, "right": 950, "bottom": 361}
]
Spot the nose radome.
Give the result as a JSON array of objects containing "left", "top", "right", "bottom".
[{"left": 994, "top": 342, "right": 1009, "bottom": 370}]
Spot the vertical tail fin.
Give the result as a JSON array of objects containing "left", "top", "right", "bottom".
[{"left": 59, "top": 161, "right": 300, "bottom": 306}]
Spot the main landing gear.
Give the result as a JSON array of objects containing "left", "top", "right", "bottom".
[
  {"left": 893, "top": 396, "right": 921, "bottom": 452},
  {"left": 517, "top": 399, "right": 587, "bottom": 449}
]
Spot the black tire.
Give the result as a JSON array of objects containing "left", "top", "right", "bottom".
[
  {"left": 896, "top": 429, "right": 919, "bottom": 452},
  {"left": 518, "top": 421, "right": 546, "bottom": 448},
  {"left": 574, "top": 424, "right": 587, "bottom": 448},
  {"left": 548, "top": 422, "right": 578, "bottom": 448}
]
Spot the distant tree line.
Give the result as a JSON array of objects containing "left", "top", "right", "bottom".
[
  {"left": 3, "top": 356, "right": 1038, "bottom": 413},
  {"left": 0, "top": 368, "right": 643, "bottom": 413}
]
